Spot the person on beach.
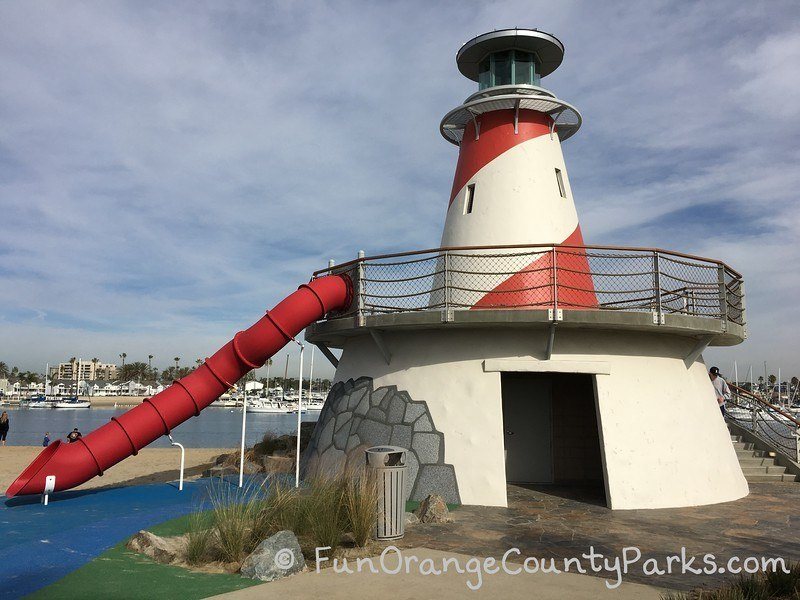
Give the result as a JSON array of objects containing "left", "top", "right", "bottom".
[
  {"left": 0, "top": 412, "right": 9, "bottom": 446},
  {"left": 43, "top": 432, "right": 50, "bottom": 447},
  {"left": 709, "top": 366, "right": 731, "bottom": 417},
  {"left": 67, "top": 428, "right": 82, "bottom": 443}
]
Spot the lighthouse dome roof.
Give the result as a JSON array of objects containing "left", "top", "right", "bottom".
[{"left": 456, "top": 28, "right": 564, "bottom": 81}]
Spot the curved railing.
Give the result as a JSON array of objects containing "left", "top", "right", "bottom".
[
  {"left": 726, "top": 383, "right": 800, "bottom": 463},
  {"left": 313, "top": 243, "right": 745, "bottom": 328}
]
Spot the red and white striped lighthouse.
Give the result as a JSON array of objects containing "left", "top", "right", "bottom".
[{"left": 440, "top": 29, "right": 596, "bottom": 309}]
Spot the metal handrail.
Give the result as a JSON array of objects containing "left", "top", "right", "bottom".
[
  {"left": 730, "top": 384, "right": 800, "bottom": 426},
  {"left": 726, "top": 383, "right": 800, "bottom": 463},
  {"left": 313, "top": 243, "right": 743, "bottom": 279},
  {"left": 316, "top": 244, "right": 745, "bottom": 328}
]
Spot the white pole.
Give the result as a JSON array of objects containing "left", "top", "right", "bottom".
[
  {"left": 266, "top": 360, "right": 271, "bottom": 395},
  {"left": 295, "top": 344, "right": 304, "bottom": 488},
  {"left": 779, "top": 368, "right": 782, "bottom": 405},
  {"left": 308, "top": 345, "right": 315, "bottom": 398},
  {"left": 168, "top": 434, "right": 185, "bottom": 491},
  {"left": 239, "top": 380, "right": 247, "bottom": 488},
  {"left": 734, "top": 360, "right": 738, "bottom": 387}
]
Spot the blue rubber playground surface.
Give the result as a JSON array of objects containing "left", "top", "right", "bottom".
[{"left": 0, "top": 478, "right": 237, "bottom": 599}]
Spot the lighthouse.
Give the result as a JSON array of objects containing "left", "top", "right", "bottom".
[
  {"left": 440, "top": 29, "right": 594, "bottom": 310},
  {"left": 440, "top": 29, "right": 582, "bottom": 250},
  {"left": 304, "top": 28, "right": 749, "bottom": 510}
]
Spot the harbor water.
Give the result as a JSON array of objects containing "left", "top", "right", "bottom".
[{"left": 0, "top": 406, "right": 319, "bottom": 448}]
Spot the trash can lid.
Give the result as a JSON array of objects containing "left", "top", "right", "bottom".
[
  {"left": 365, "top": 445, "right": 407, "bottom": 467},
  {"left": 366, "top": 446, "right": 407, "bottom": 453}
]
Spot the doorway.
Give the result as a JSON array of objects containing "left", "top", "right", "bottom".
[{"left": 501, "top": 373, "right": 604, "bottom": 490}]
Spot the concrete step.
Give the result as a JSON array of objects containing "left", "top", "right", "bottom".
[
  {"left": 730, "top": 434, "right": 742, "bottom": 442},
  {"left": 736, "top": 448, "right": 773, "bottom": 458},
  {"left": 737, "top": 457, "right": 777, "bottom": 467},
  {"left": 746, "top": 473, "right": 797, "bottom": 483},
  {"left": 732, "top": 441, "right": 756, "bottom": 450},
  {"left": 741, "top": 465, "right": 787, "bottom": 475}
]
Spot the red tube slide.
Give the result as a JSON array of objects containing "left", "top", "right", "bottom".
[{"left": 6, "top": 274, "right": 352, "bottom": 497}]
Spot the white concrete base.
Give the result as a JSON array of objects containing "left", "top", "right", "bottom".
[{"left": 332, "top": 328, "right": 748, "bottom": 509}]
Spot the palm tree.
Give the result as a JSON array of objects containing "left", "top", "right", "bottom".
[
  {"left": 148, "top": 355, "right": 154, "bottom": 379},
  {"left": 0, "top": 362, "right": 8, "bottom": 379},
  {"left": 119, "top": 352, "right": 127, "bottom": 376}
]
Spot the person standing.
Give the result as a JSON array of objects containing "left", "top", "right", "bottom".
[
  {"left": 0, "top": 412, "right": 8, "bottom": 446},
  {"left": 709, "top": 366, "right": 731, "bottom": 417},
  {"left": 43, "top": 432, "right": 50, "bottom": 447}
]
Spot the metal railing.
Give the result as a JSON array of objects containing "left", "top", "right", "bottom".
[
  {"left": 726, "top": 384, "right": 800, "bottom": 463},
  {"left": 315, "top": 244, "right": 745, "bottom": 327}
]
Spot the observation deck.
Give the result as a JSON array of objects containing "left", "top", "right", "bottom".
[{"left": 306, "top": 244, "right": 746, "bottom": 349}]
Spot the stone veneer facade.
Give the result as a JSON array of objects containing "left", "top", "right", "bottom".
[{"left": 302, "top": 377, "right": 461, "bottom": 504}]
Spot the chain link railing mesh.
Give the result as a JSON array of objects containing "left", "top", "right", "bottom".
[{"left": 318, "top": 246, "right": 745, "bottom": 325}]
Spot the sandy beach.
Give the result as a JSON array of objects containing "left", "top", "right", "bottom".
[
  {"left": 1, "top": 396, "right": 148, "bottom": 408},
  {"left": 0, "top": 446, "right": 229, "bottom": 493}
]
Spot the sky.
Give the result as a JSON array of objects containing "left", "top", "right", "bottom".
[{"left": 1, "top": 0, "right": 799, "bottom": 382}]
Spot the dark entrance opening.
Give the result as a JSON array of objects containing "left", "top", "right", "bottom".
[{"left": 501, "top": 372, "right": 606, "bottom": 504}]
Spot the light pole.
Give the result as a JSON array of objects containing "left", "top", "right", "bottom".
[
  {"left": 238, "top": 373, "right": 248, "bottom": 488},
  {"left": 295, "top": 344, "right": 305, "bottom": 488}
]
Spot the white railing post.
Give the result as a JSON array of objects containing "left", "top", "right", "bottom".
[
  {"left": 551, "top": 247, "right": 558, "bottom": 314},
  {"left": 752, "top": 404, "right": 759, "bottom": 435},
  {"left": 443, "top": 250, "right": 453, "bottom": 322},
  {"left": 653, "top": 251, "right": 662, "bottom": 321},
  {"left": 795, "top": 426, "right": 800, "bottom": 464},
  {"left": 718, "top": 264, "right": 728, "bottom": 329},
  {"left": 356, "top": 250, "right": 365, "bottom": 327}
]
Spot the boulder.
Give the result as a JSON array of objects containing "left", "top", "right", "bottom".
[
  {"left": 126, "top": 530, "right": 182, "bottom": 564},
  {"left": 242, "top": 459, "right": 262, "bottom": 474},
  {"left": 263, "top": 455, "right": 294, "bottom": 473},
  {"left": 414, "top": 494, "right": 451, "bottom": 524},
  {"left": 404, "top": 511, "right": 420, "bottom": 526},
  {"left": 203, "top": 465, "right": 238, "bottom": 478},
  {"left": 204, "top": 460, "right": 261, "bottom": 478},
  {"left": 241, "top": 530, "right": 305, "bottom": 582}
]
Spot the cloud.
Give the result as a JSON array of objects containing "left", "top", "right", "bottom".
[{"left": 0, "top": 0, "right": 798, "bottom": 379}]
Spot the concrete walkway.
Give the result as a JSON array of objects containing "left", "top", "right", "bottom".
[{"left": 209, "top": 547, "right": 663, "bottom": 600}]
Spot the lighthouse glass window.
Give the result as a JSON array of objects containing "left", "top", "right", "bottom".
[{"left": 478, "top": 51, "right": 539, "bottom": 89}]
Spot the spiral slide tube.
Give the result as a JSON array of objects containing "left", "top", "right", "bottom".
[{"left": 6, "top": 274, "right": 352, "bottom": 497}]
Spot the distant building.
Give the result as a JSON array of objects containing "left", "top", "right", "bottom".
[{"left": 50, "top": 359, "right": 118, "bottom": 382}]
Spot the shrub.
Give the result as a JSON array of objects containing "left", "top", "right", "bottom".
[
  {"left": 209, "top": 480, "right": 261, "bottom": 563},
  {"left": 303, "top": 474, "right": 347, "bottom": 552},
  {"left": 185, "top": 511, "right": 215, "bottom": 565},
  {"left": 343, "top": 469, "right": 378, "bottom": 547},
  {"left": 250, "top": 475, "right": 304, "bottom": 544}
]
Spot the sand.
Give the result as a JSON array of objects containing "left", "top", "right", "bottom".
[{"left": 0, "top": 446, "right": 230, "bottom": 493}]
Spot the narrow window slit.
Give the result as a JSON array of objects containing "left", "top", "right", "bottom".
[{"left": 464, "top": 183, "right": 475, "bottom": 214}]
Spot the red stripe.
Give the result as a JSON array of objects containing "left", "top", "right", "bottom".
[
  {"left": 471, "top": 225, "right": 598, "bottom": 309},
  {"left": 450, "top": 110, "right": 552, "bottom": 206}
]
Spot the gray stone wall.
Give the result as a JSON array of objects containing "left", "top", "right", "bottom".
[{"left": 302, "top": 377, "right": 461, "bottom": 505}]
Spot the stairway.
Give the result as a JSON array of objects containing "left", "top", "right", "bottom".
[{"left": 729, "top": 430, "right": 797, "bottom": 482}]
